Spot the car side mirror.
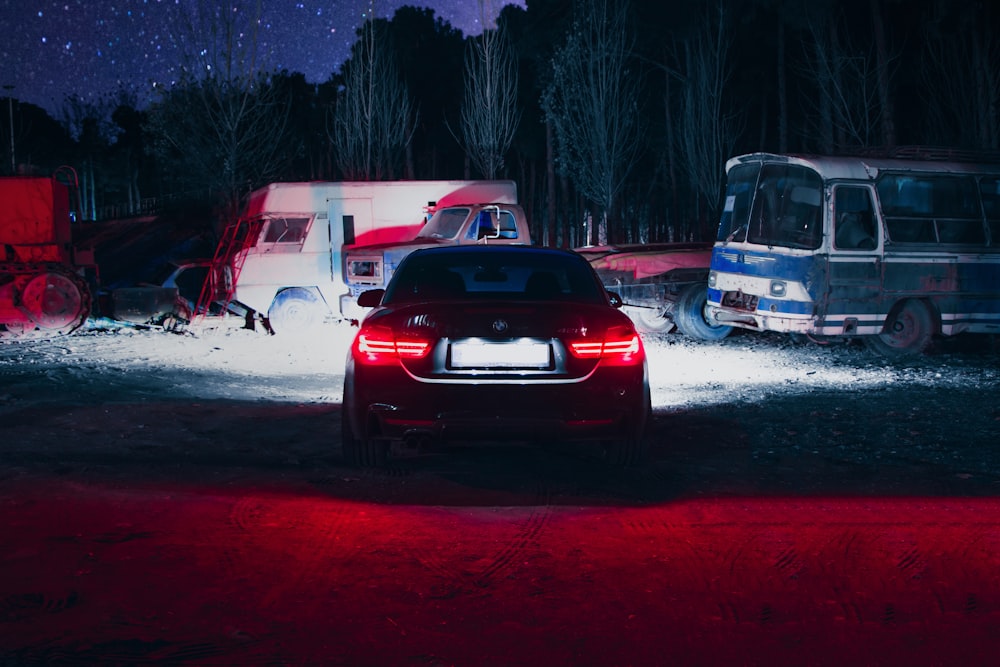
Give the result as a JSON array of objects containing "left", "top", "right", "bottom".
[
  {"left": 357, "top": 289, "right": 385, "bottom": 308},
  {"left": 607, "top": 291, "right": 623, "bottom": 308}
]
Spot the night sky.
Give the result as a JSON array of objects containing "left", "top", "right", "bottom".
[{"left": 2, "top": 0, "right": 524, "bottom": 116}]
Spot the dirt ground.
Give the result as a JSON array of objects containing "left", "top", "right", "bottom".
[{"left": 2, "top": 320, "right": 1000, "bottom": 665}]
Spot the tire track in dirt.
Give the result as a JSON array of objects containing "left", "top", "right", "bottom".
[
  {"left": 0, "top": 590, "right": 79, "bottom": 621},
  {"left": 416, "top": 482, "right": 554, "bottom": 598},
  {"left": 9, "top": 638, "right": 268, "bottom": 666},
  {"left": 226, "top": 494, "right": 364, "bottom": 611}
]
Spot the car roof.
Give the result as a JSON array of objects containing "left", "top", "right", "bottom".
[{"left": 408, "top": 245, "right": 582, "bottom": 260}]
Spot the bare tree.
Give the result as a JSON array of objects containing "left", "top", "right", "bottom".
[
  {"left": 459, "top": 1, "right": 519, "bottom": 179},
  {"left": 869, "top": 0, "right": 896, "bottom": 149},
  {"left": 673, "top": 1, "right": 741, "bottom": 231},
  {"left": 919, "top": 1, "right": 1000, "bottom": 150},
  {"left": 330, "top": 15, "right": 415, "bottom": 180},
  {"left": 61, "top": 94, "right": 117, "bottom": 220},
  {"left": 542, "top": 0, "right": 641, "bottom": 246},
  {"left": 147, "top": 0, "right": 292, "bottom": 221},
  {"left": 795, "top": 9, "right": 881, "bottom": 152}
]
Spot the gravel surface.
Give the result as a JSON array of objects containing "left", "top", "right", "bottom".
[{"left": 1, "top": 318, "right": 998, "bottom": 498}]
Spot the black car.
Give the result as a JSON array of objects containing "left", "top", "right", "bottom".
[{"left": 342, "top": 245, "right": 651, "bottom": 467}]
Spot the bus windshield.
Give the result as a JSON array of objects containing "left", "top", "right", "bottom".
[{"left": 717, "top": 162, "right": 824, "bottom": 250}]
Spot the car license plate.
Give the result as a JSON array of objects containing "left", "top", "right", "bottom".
[{"left": 450, "top": 339, "right": 551, "bottom": 368}]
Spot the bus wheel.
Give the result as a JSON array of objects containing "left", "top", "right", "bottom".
[
  {"left": 865, "top": 300, "right": 935, "bottom": 357},
  {"left": 268, "top": 287, "right": 325, "bottom": 333},
  {"left": 674, "top": 284, "right": 733, "bottom": 341}
]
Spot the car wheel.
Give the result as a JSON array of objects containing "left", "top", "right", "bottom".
[
  {"left": 341, "top": 410, "right": 388, "bottom": 468},
  {"left": 268, "top": 287, "right": 325, "bottom": 333},
  {"left": 604, "top": 432, "right": 645, "bottom": 467},
  {"left": 603, "top": 402, "right": 650, "bottom": 467},
  {"left": 865, "top": 299, "right": 936, "bottom": 357},
  {"left": 674, "top": 283, "right": 733, "bottom": 341}
]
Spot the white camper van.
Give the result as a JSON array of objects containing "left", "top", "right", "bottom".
[{"left": 220, "top": 180, "right": 518, "bottom": 332}]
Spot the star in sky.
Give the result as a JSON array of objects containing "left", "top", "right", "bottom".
[{"left": 1, "top": 0, "right": 524, "bottom": 116}]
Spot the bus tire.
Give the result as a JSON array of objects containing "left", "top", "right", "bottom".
[
  {"left": 268, "top": 287, "right": 325, "bottom": 333},
  {"left": 865, "top": 299, "right": 936, "bottom": 357},
  {"left": 674, "top": 284, "right": 733, "bottom": 341}
]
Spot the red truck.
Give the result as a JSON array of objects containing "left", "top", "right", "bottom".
[
  {"left": 0, "top": 175, "right": 94, "bottom": 339},
  {"left": 575, "top": 242, "right": 733, "bottom": 340}
]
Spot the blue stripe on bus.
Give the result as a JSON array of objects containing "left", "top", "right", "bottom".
[
  {"left": 711, "top": 248, "right": 817, "bottom": 280},
  {"left": 758, "top": 297, "right": 815, "bottom": 315}
]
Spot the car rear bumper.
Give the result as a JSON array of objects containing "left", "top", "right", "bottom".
[
  {"left": 348, "top": 365, "right": 649, "bottom": 444},
  {"left": 371, "top": 407, "right": 638, "bottom": 443}
]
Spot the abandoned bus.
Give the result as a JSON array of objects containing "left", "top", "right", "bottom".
[{"left": 705, "top": 151, "right": 1000, "bottom": 355}]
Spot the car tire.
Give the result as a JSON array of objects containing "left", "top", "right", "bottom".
[
  {"left": 604, "top": 432, "right": 645, "bottom": 467},
  {"left": 674, "top": 283, "right": 733, "bottom": 341},
  {"left": 603, "top": 398, "right": 650, "bottom": 467},
  {"left": 268, "top": 287, "right": 325, "bottom": 333},
  {"left": 865, "top": 299, "right": 936, "bottom": 357},
  {"left": 341, "top": 410, "right": 388, "bottom": 468}
]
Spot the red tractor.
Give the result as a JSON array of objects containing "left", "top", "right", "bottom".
[{"left": 0, "top": 175, "right": 93, "bottom": 339}]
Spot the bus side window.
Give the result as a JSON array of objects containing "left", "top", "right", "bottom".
[
  {"left": 981, "top": 178, "right": 1000, "bottom": 245},
  {"left": 834, "top": 186, "right": 877, "bottom": 250},
  {"left": 937, "top": 219, "right": 985, "bottom": 244}
]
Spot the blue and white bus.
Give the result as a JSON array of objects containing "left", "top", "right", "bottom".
[{"left": 705, "top": 151, "right": 1000, "bottom": 355}]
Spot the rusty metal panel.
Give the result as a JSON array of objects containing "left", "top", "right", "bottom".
[{"left": 0, "top": 177, "right": 71, "bottom": 248}]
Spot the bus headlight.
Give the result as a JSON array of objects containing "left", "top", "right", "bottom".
[
  {"left": 708, "top": 271, "right": 717, "bottom": 288},
  {"left": 769, "top": 280, "right": 787, "bottom": 297}
]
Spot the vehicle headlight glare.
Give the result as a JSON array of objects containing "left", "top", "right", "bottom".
[
  {"left": 769, "top": 280, "right": 787, "bottom": 297},
  {"left": 708, "top": 271, "right": 717, "bottom": 288}
]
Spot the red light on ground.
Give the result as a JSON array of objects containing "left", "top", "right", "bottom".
[{"left": 2, "top": 479, "right": 998, "bottom": 664}]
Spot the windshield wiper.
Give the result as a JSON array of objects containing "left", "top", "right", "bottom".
[{"left": 724, "top": 221, "right": 748, "bottom": 244}]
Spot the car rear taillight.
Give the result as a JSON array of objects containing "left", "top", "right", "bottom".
[
  {"left": 568, "top": 325, "right": 644, "bottom": 366},
  {"left": 354, "top": 324, "right": 431, "bottom": 365}
]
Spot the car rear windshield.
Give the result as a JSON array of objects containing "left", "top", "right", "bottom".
[{"left": 385, "top": 252, "right": 607, "bottom": 305}]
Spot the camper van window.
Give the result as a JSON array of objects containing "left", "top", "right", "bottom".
[
  {"left": 263, "top": 217, "right": 310, "bottom": 244},
  {"left": 417, "top": 207, "right": 471, "bottom": 240},
  {"left": 498, "top": 211, "right": 518, "bottom": 239},
  {"left": 467, "top": 210, "right": 496, "bottom": 240}
]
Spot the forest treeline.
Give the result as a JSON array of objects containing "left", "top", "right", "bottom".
[{"left": 1, "top": 0, "right": 997, "bottom": 247}]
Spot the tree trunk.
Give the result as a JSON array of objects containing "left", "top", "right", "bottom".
[
  {"left": 546, "top": 121, "right": 557, "bottom": 248},
  {"left": 869, "top": 0, "right": 896, "bottom": 148},
  {"left": 777, "top": 20, "right": 788, "bottom": 153}
]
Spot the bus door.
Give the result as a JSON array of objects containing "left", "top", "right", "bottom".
[{"left": 825, "top": 184, "right": 883, "bottom": 335}]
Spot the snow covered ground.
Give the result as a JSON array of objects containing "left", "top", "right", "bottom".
[
  {"left": 2, "top": 315, "right": 997, "bottom": 410},
  {"left": 2, "top": 315, "right": 1000, "bottom": 488}
]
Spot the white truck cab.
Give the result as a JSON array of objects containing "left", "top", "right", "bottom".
[{"left": 220, "top": 180, "right": 519, "bottom": 332}]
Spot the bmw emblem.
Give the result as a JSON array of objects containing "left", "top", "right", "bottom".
[{"left": 492, "top": 319, "right": 508, "bottom": 333}]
